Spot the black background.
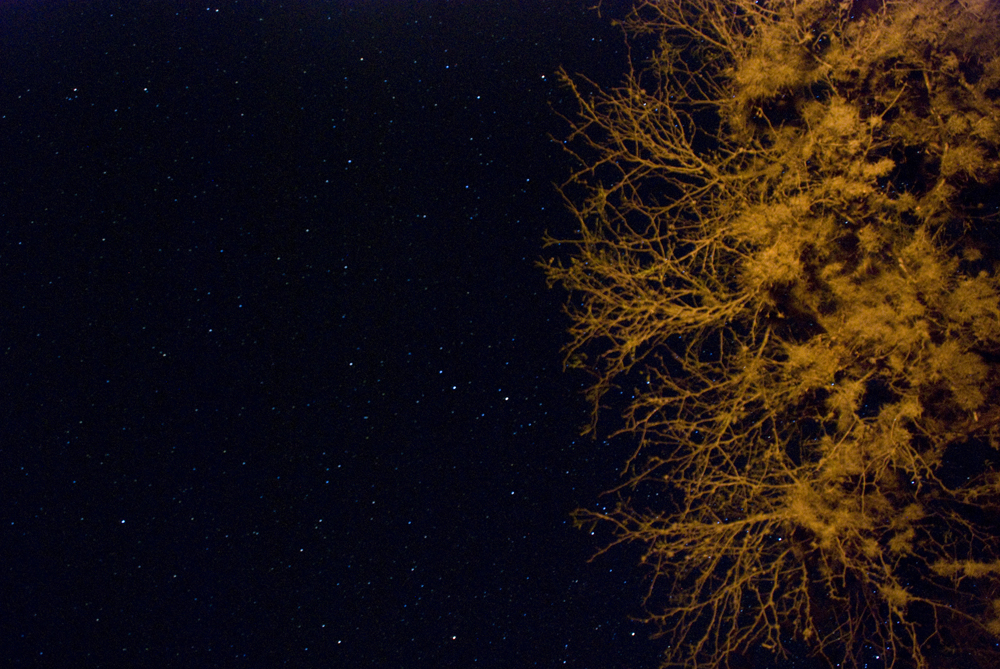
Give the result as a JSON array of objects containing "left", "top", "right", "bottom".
[{"left": 0, "top": 1, "right": 673, "bottom": 667}]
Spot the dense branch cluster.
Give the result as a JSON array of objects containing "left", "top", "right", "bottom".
[{"left": 543, "top": 1, "right": 1000, "bottom": 667}]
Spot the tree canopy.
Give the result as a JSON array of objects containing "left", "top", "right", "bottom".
[{"left": 543, "top": 1, "right": 1000, "bottom": 667}]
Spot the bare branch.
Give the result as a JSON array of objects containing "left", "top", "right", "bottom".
[{"left": 545, "top": 1, "right": 1000, "bottom": 667}]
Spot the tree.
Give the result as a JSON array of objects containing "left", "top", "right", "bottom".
[{"left": 542, "top": 1, "right": 1000, "bottom": 667}]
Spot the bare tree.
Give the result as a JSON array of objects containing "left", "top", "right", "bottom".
[{"left": 542, "top": 1, "right": 1000, "bottom": 667}]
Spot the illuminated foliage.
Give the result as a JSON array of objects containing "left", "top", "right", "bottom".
[{"left": 543, "top": 1, "right": 1000, "bottom": 667}]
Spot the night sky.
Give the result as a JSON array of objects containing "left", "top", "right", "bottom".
[{"left": 1, "top": 1, "right": 671, "bottom": 666}]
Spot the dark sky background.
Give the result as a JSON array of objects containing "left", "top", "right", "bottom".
[{"left": 0, "top": 1, "right": 678, "bottom": 667}]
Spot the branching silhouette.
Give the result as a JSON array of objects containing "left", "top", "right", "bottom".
[{"left": 543, "top": 1, "right": 1000, "bottom": 667}]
